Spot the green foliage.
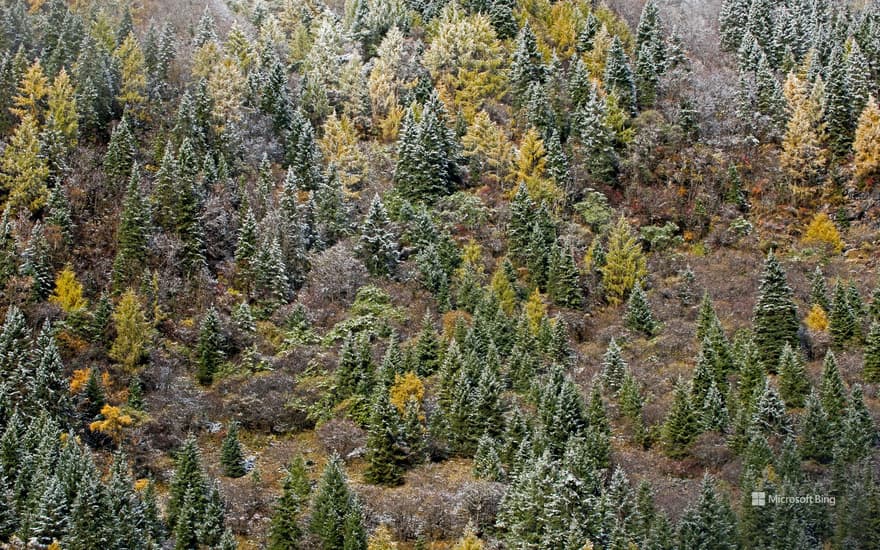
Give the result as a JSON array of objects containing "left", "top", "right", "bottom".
[
  {"left": 752, "top": 251, "right": 799, "bottom": 369},
  {"left": 221, "top": 422, "right": 246, "bottom": 478},
  {"left": 196, "top": 307, "right": 225, "bottom": 386},
  {"left": 364, "top": 387, "right": 407, "bottom": 486},
  {"left": 309, "top": 455, "right": 366, "bottom": 550},
  {"left": 662, "top": 378, "right": 698, "bottom": 458},
  {"left": 625, "top": 282, "right": 658, "bottom": 337},
  {"left": 268, "top": 456, "right": 311, "bottom": 550}
]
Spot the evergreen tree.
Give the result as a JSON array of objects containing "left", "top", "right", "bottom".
[
  {"left": 777, "top": 343, "right": 809, "bottom": 408},
  {"left": 701, "top": 381, "right": 729, "bottom": 433},
  {"left": 677, "top": 476, "right": 737, "bottom": 550},
  {"left": 309, "top": 455, "right": 366, "bottom": 550},
  {"left": 601, "top": 338, "right": 627, "bottom": 394},
  {"left": 819, "top": 350, "right": 847, "bottom": 426},
  {"left": 358, "top": 195, "right": 399, "bottom": 277},
  {"left": 626, "top": 282, "right": 658, "bottom": 337},
  {"left": 113, "top": 166, "right": 151, "bottom": 288},
  {"left": 752, "top": 380, "right": 791, "bottom": 437},
  {"left": 268, "top": 455, "right": 311, "bottom": 550},
  {"left": 20, "top": 222, "right": 52, "bottom": 301},
  {"left": 834, "top": 384, "right": 876, "bottom": 464},
  {"left": 604, "top": 36, "right": 637, "bottom": 115},
  {"left": 662, "top": 378, "right": 698, "bottom": 458},
  {"left": 864, "top": 322, "right": 880, "bottom": 383},
  {"left": 103, "top": 116, "right": 136, "bottom": 186},
  {"left": 473, "top": 433, "right": 504, "bottom": 481},
  {"left": 45, "top": 184, "right": 73, "bottom": 245},
  {"left": 413, "top": 314, "right": 441, "bottom": 376},
  {"left": 196, "top": 307, "right": 224, "bottom": 386},
  {"left": 825, "top": 44, "right": 854, "bottom": 156},
  {"left": 752, "top": 251, "right": 798, "bottom": 369},
  {"left": 220, "top": 422, "right": 246, "bottom": 478},
  {"left": 809, "top": 266, "right": 830, "bottom": 312},
  {"left": 830, "top": 280, "right": 857, "bottom": 348},
  {"left": 573, "top": 84, "right": 618, "bottom": 184},
  {"left": 166, "top": 436, "right": 207, "bottom": 529},
  {"left": 252, "top": 234, "right": 289, "bottom": 314},
  {"left": 509, "top": 23, "right": 546, "bottom": 103},
  {"left": 364, "top": 387, "right": 407, "bottom": 487},
  {"left": 546, "top": 241, "right": 582, "bottom": 308},
  {"left": 234, "top": 206, "right": 258, "bottom": 291}
]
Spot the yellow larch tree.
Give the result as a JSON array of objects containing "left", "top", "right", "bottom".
[
  {"left": 319, "top": 112, "right": 366, "bottom": 192},
  {"left": 451, "top": 524, "right": 485, "bottom": 550},
  {"left": 525, "top": 287, "right": 548, "bottom": 334},
  {"left": 0, "top": 114, "right": 49, "bottom": 213},
  {"left": 46, "top": 68, "right": 78, "bottom": 148},
  {"left": 490, "top": 263, "right": 517, "bottom": 315},
  {"left": 780, "top": 72, "right": 827, "bottom": 198},
  {"left": 368, "top": 27, "right": 409, "bottom": 141},
  {"left": 805, "top": 303, "right": 829, "bottom": 332},
  {"left": 367, "top": 524, "right": 399, "bottom": 550},
  {"left": 513, "top": 127, "right": 563, "bottom": 205},
  {"left": 601, "top": 216, "right": 647, "bottom": 305},
  {"left": 207, "top": 55, "right": 246, "bottom": 135},
  {"left": 10, "top": 58, "right": 48, "bottom": 121},
  {"left": 801, "top": 212, "right": 843, "bottom": 254},
  {"left": 461, "top": 110, "right": 515, "bottom": 187},
  {"left": 89, "top": 404, "right": 133, "bottom": 444},
  {"left": 389, "top": 372, "right": 425, "bottom": 414},
  {"left": 114, "top": 33, "right": 148, "bottom": 117},
  {"left": 49, "top": 265, "right": 88, "bottom": 313},
  {"left": 854, "top": 95, "right": 880, "bottom": 184},
  {"left": 109, "top": 289, "right": 152, "bottom": 372}
]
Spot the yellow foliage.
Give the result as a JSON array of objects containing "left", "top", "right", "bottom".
[
  {"left": 582, "top": 25, "right": 613, "bottom": 78},
  {"left": 49, "top": 265, "right": 88, "bottom": 313},
  {"left": 513, "top": 128, "right": 563, "bottom": 206},
  {"left": 47, "top": 68, "right": 78, "bottom": 147},
  {"left": 451, "top": 524, "right": 485, "bottom": 550},
  {"left": 134, "top": 478, "right": 150, "bottom": 491},
  {"left": 192, "top": 41, "right": 221, "bottom": 81},
  {"left": 89, "top": 404, "right": 133, "bottom": 443},
  {"left": 461, "top": 111, "right": 515, "bottom": 187},
  {"left": 802, "top": 212, "right": 843, "bottom": 254},
  {"left": 47, "top": 542, "right": 60, "bottom": 550},
  {"left": 367, "top": 524, "right": 399, "bottom": 550},
  {"left": 70, "top": 368, "right": 90, "bottom": 394},
  {"left": 0, "top": 114, "right": 49, "bottom": 214},
  {"left": 780, "top": 72, "right": 827, "bottom": 192},
  {"left": 524, "top": 288, "right": 547, "bottom": 334},
  {"left": 462, "top": 239, "right": 483, "bottom": 273},
  {"left": 442, "top": 310, "right": 471, "bottom": 340},
  {"left": 805, "top": 304, "right": 829, "bottom": 332},
  {"left": 490, "top": 265, "right": 517, "bottom": 315},
  {"left": 319, "top": 112, "right": 366, "bottom": 191},
  {"left": 390, "top": 372, "right": 425, "bottom": 413},
  {"left": 109, "top": 290, "right": 151, "bottom": 372},
  {"left": 854, "top": 95, "right": 880, "bottom": 183},
  {"left": 600, "top": 216, "right": 647, "bottom": 305},
  {"left": 545, "top": 2, "right": 582, "bottom": 59},
  {"left": 114, "top": 33, "right": 147, "bottom": 116},
  {"left": 207, "top": 55, "right": 246, "bottom": 133},
  {"left": 11, "top": 58, "right": 48, "bottom": 121}
]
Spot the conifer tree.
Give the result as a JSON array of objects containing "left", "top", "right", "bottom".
[
  {"left": 413, "top": 314, "right": 441, "bottom": 376},
  {"left": 509, "top": 23, "right": 546, "bottom": 103},
  {"left": 854, "top": 95, "right": 880, "bottom": 183},
  {"left": 677, "top": 476, "right": 737, "bottom": 550},
  {"left": 604, "top": 36, "right": 637, "bottom": 115},
  {"left": 662, "top": 378, "right": 697, "bottom": 458},
  {"left": 864, "top": 322, "right": 880, "bottom": 383},
  {"left": 626, "top": 282, "right": 658, "bottom": 337},
  {"left": 573, "top": 85, "right": 618, "bottom": 184},
  {"left": 20, "top": 222, "right": 52, "bottom": 301},
  {"left": 166, "top": 436, "right": 207, "bottom": 529},
  {"left": 601, "top": 216, "right": 647, "bottom": 305},
  {"left": 777, "top": 343, "right": 809, "bottom": 408},
  {"left": 546, "top": 241, "right": 582, "bottom": 308},
  {"left": 752, "top": 380, "right": 791, "bottom": 437},
  {"left": 109, "top": 289, "right": 151, "bottom": 372},
  {"left": 810, "top": 266, "right": 830, "bottom": 312},
  {"left": 820, "top": 350, "right": 847, "bottom": 426},
  {"left": 196, "top": 307, "right": 224, "bottom": 386},
  {"left": 752, "top": 251, "right": 799, "bottom": 368},
  {"left": 830, "top": 280, "right": 857, "bottom": 348},
  {"left": 268, "top": 455, "right": 310, "bottom": 550},
  {"left": 310, "top": 455, "right": 367, "bottom": 550},
  {"left": 104, "top": 116, "right": 136, "bottom": 186},
  {"left": 601, "top": 338, "right": 627, "bottom": 394},
  {"left": 113, "top": 166, "right": 151, "bottom": 287},
  {"left": 825, "top": 44, "right": 854, "bottom": 156},
  {"left": 252, "top": 234, "right": 289, "bottom": 314},
  {"left": 701, "top": 381, "right": 729, "bottom": 433},
  {"left": 221, "top": 422, "right": 246, "bottom": 478},
  {"left": 358, "top": 195, "right": 399, "bottom": 277},
  {"left": 234, "top": 206, "right": 258, "bottom": 291},
  {"left": 473, "top": 433, "right": 504, "bottom": 481},
  {"left": 780, "top": 72, "right": 827, "bottom": 192},
  {"left": 0, "top": 115, "right": 48, "bottom": 214},
  {"left": 834, "top": 384, "right": 876, "bottom": 464},
  {"left": 364, "top": 387, "right": 407, "bottom": 487},
  {"left": 45, "top": 184, "right": 73, "bottom": 245}
]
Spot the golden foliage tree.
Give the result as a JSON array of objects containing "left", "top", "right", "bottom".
[
  {"left": 390, "top": 372, "right": 425, "bottom": 413},
  {"left": 513, "top": 128, "right": 563, "bottom": 205},
  {"left": 89, "top": 404, "right": 133, "bottom": 444},
  {"left": 367, "top": 524, "right": 399, "bottom": 550},
  {"left": 801, "top": 212, "right": 843, "bottom": 254},
  {"left": 780, "top": 72, "right": 827, "bottom": 197},
  {"left": 11, "top": 58, "right": 48, "bottom": 121},
  {"left": 114, "top": 33, "right": 147, "bottom": 116},
  {"left": 49, "top": 264, "right": 88, "bottom": 313},
  {"left": 524, "top": 287, "right": 548, "bottom": 334},
  {"left": 462, "top": 111, "right": 515, "bottom": 187},
  {"left": 46, "top": 68, "right": 78, "bottom": 147},
  {"left": 854, "top": 95, "right": 880, "bottom": 184},
  {"left": 0, "top": 114, "right": 49, "bottom": 213},
  {"left": 319, "top": 112, "right": 366, "bottom": 191},
  {"left": 451, "top": 524, "right": 485, "bottom": 550},
  {"left": 368, "top": 27, "right": 408, "bottom": 141},
  {"left": 109, "top": 289, "right": 152, "bottom": 372},
  {"left": 805, "top": 303, "right": 829, "bottom": 332},
  {"left": 601, "top": 216, "right": 647, "bottom": 305},
  {"left": 490, "top": 264, "right": 517, "bottom": 315},
  {"left": 207, "top": 55, "right": 246, "bottom": 134}
]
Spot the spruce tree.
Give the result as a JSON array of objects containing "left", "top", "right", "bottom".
[
  {"left": 601, "top": 338, "right": 627, "bottom": 394},
  {"left": 662, "top": 378, "right": 698, "bottom": 458},
  {"left": 701, "top": 381, "right": 729, "bottom": 433},
  {"left": 777, "top": 343, "right": 809, "bottom": 408},
  {"left": 113, "top": 166, "right": 151, "bottom": 287},
  {"left": 268, "top": 455, "right": 310, "bottom": 550},
  {"left": 309, "top": 455, "right": 366, "bottom": 550},
  {"left": 834, "top": 384, "right": 876, "bottom": 464},
  {"left": 473, "top": 433, "right": 504, "bottom": 481},
  {"left": 220, "top": 422, "right": 246, "bottom": 478},
  {"left": 603, "top": 36, "right": 637, "bottom": 115},
  {"left": 801, "top": 390, "right": 835, "bottom": 461},
  {"left": 573, "top": 85, "right": 618, "bottom": 184},
  {"left": 252, "top": 234, "right": 289, "bottom": 314},
  {"left": 166, "top": 436, "right": 207, "bottom": 529},
  {"left": 809, "top": 266, "right": 830, "bottom": 312},
  {"left": 752, "top": 251, "right": 799, "bottom": 369},
  {"left": 864, "top": 322, "right": 880, "bottom": 383},
  {"left": 104, "top": 116, "right": 136, "bottom": 186},
  {"left": 830, "top": 280, "right": 857, "bottom": 348},
  {"left": 364, "top": 387, "right": 407, "bottom": 487},
  {"left": 509, "top": 23, "right": 546, "bottom": 103},
  {"left": 196, "top": 307, "right": 224, "bottom": 386},
  {"left": 819, "top": 350, "right": 847, "bottom": 426},
  {"left": 234, "top": 207, "right": 258, "bottom": 292},
  {"left": 626, "top": 282, "right": 658, "bottom": 337},
  {"left": 752, "top": 380, "right": 791, "bottom": 437},
  {"left": 358, "top": 195, "right": 399, "bottom": 277},
  {"left": 20, "top": 222, "right": 52, "bottom": 302},
  {"left": 546, "top": 241, "right": 582, "bottom": 308}
]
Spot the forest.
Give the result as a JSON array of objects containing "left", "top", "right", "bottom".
[{"left": 0, "top": 0, "right": 878, "bottom": 548}]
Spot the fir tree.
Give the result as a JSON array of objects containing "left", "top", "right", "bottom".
[
  {"left": 701, "top": 381, "right": 729, "bottom": 433},
  {"left": 221, "top": 422, "right": 246, "bottom": 478},
  {"left": 103, "top": 116, "right": 136, "bottom": 186},
  {"left": 473, "top": 433, "right": 504, "bottom": 481},
  {"left": 777, "top": 343, "right": 809, "bottom": 408},
  {"left": 830, "top": 280, "right": 857, "bottom": 348},
  {"left": 166, "top": 436, "right": 207, "bottom": 529},
  {"left": 364, "top": 387, "right": 407, "bottom": 487},
  {"left": 45, "top": 184, "right": 73, "bottom": 245},
  {"left": 604, "top": 36, "right": 637, "bottom": 115},
  {"left": 573, "top": 85, "right": 618, "bottom": 184},
  {"left": 662, "top": 378, "right": 698, "bottom": 458},
  {"left": 234, "top": 206, "right": 258, "bottom": 292},
  {"left": 309, "top": 455, "right": 366, "bottom": 550},
  {"left": 546, "top": 241, "right": 582, "bottom": 308},
  {"left": 809, "top": 266, "right": 830, "bottom": 312},
  {"left": 864, "top": 322, "right": 880, "bottom": 383},
  {"left": 834, "top": 384, "right": 876, "bottom": 464},
  {"left": 20, "top": 222, "right": 52, "bottom": 301},
  {"left": 252, "top": 234, "right": 289, "bottom": 314},
  {"left": 358, "top": 195, "right": 399, "bottom": 277},
  {"left": 801, "top": 390, "right": 835, "bottom": 462},
  {"left": 752, "top": 380, "right": 791, "bottom": 437},
  {"left": 413, "top": 313, "right": 441, "bottom": 376},
  {"left": 819, "top": 350, "right": 847, "bottom": 426},
  {"left": 268, "top": 455, "right": 310, "bottom": 550},
  {"left": 752, "top": 251, "right": 799, "bottom": 369},
  {"left": 509, "top": 23, "right": 546, "bottom": 103},
  {"left": 601, "top": 338, "right": 628, "bottom": 394},
  {"left": 825, "top": 44, "right": 854, "bottom": 156},
  {"left": 196, "top": 307, "right": 224, "bottom": 386},
  {"left": 113, "top": 166, "right": 151, "bottom": 287},
  {"left": 626, "top": 282, "right": 658, "bottom": 337},
  {"left": 677, "top": 476, "right": 737, "bottom": 550}
]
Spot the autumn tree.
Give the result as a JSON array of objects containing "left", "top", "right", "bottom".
[
  {"left": 49, "top": 264, "right": 87, "bottom": 314},
  {"left": 601, "top": 216, "right": 647, "bottom": 305},
  {"left": 854, "top": 95, "right": 880, "bottom": 184},
  {"left": 0, "top": 115, "right": 48, "bottom": 213},
  {"left": 109, "top": 290, "right": 151, "bottom": 372}
]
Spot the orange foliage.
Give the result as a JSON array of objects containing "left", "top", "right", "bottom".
[{"left": 89, "top": 404, "right": 133, "bottom": 443}]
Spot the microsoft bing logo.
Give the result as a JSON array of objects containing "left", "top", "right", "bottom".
[{"left": 751, "top": 491, "right": 766, "bottom": 506}]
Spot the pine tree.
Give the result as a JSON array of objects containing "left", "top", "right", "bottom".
[
  {"left": 604, "top": 36, "right": 637, "bottom": 115},
  {"left": 825, "top": 44, "right": 854, "bottom": 156},
  {"left": 113, "top": 166, "right": 151, "bottom": 288},
  {"left": 662, "top": 378, "right": 697, "bottom": 458},
  {"left": 601, "top": 216, "right": 647, "bottom": 305},
  {"left": 234, "top": 206, "right": 258, "bottom": 291},
  {"left": 0, "top": 114, "right": 48, "bottom": 214},
  {"left": 104, "top": 116, "right": 136, "bottom": 186},
  {"left": 854, "top": 95, "right": 880, "bottom": 183},
  {"left": 221, "top": 422, "right": 246, "bottom": 478},
  {"left": 573, "top": 85, "right": 618, "bottom": 184},
  {"left": 364, "top": 387, "right": 407, "bottom": 486},
  {"left": 777, "top": 343, "right": 809, "bottom": 408},
  {"left": 166, "top": 436, "right": 207, "bottom": 529},
  {"left": 864, "top": 322, "right": 880, "bottom": 383},
  {"left": 310, "top": 455, "right": 366, "bottom": 550},
  {"left": 752, "top": 251, "right": 799, "bottom": 369},
  {"left": 358, "top": 195, "right": 399, "bottom": 277},
  {"left": 701, "top": 381, "right": 729, "bottom": 433},
  {"left": 473, "top": 433, "right": 504, "bottom": 481},
  {"left": 626, "top": 282, "right": 658, "bottom": 337},
  {"left": 830, "top": 280, "right": 857, "bottom": 348},
  {"left": 268, "top": 455, "right": 310, "bottom": 550},
  {"left": 196, "top": 307, "right": 224, "bottom": 386},
  {"left": 677, "top": 476, "right": 737, "bottom": 550},
  {"left": 819, "top": 350, "right": 847, "bottom": 426}
]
